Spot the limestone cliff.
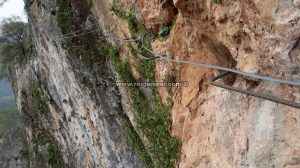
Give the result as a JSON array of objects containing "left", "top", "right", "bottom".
[{"left": 9, "top": 0, "right": 300, "bottom": 168}]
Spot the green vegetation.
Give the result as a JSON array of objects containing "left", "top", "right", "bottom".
[
  {"left": 53, "top": 0, "right": 180, "bottom": 166},
  {"left": 30, "top": 80, "right": 50, "bottom": 114},
  {"left": 31, "top": 88, "right": 40, "bottom": 97},
  {"left": 116, "top": 106, "right": 153, "bottom": 167},
  {"left": 211, "top": 0, "right": 221, "bottom": 4},
  {"left": 60, "top": 38, "right": 70, "bottom": 50},
  {"left": 0, "top": 16, "right": 35, "bottom": 78},
  {"left": 87, "top": 0, "right": 93, "bottom": 11},
  {"left": 111, "top": 7, "right": 139, "bottom": 34},
  {"left": 0, "top": 63, "right": 5, "bottom": 79},
  {"left": 20, "top": 149, "right": 32, "bottom": 168},
  {"left": 21, "top": 85, "right": 63, "bottom": 168},
  {"left": 0, "top": 17, "right": 26, "bottom": 67},
  {"left": 0, "top": 107, "right": 18, "bottom": 138},
  {"left": 106, "top": 41, "right": 180, "bottom": 167},
  {"left": 106, "top": 6, "right": 182, "bottom": 166},
  {"left": 159, "top": 26, "right": 171, "bottom": 38},
  {"left": 47, "top": 144, "right": 60, "bottom": 167},
  {"left": 55, "top": 0, "right": 72, "bottom": 33}
]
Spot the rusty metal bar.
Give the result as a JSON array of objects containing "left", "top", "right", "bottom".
[{"left": 210, "top": 71, "right": 300, "bottom": 109}]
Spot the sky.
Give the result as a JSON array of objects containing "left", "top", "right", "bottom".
[{"left": 0, "top": 0, "right": 26, "bottom": 22}]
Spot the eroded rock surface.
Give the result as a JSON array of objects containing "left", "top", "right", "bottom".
[
  {"left": 147, "top": 0, "right": 300, "bottom": 167},
  {"left": 10, "top": 0, "right": 144, "bottom": 167},
  {"left": 10, "top": 0, "right": 300, "bottom": 167}
]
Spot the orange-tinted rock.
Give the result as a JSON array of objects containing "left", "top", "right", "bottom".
[{"left": 134, "top": 0, "right": 177, "bottom": 33}]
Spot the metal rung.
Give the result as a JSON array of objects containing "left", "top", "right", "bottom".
[{"left": 210, "top": 71, "right": 300, "bottom": 109}]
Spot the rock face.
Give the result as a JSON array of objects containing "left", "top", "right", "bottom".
[
  {"left": 10, "top": 0, "right": 143, "bottom": 167},
  {"left": 134, "top": 0, "right": 178, "bottom": 33},
  {"left": 148, "top": 0, "right": 300, "bottom": 167},
  {"left": 10, "top": 0, "right": 300, "bottom": 167}
]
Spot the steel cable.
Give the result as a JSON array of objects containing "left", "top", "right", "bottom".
[
  {"left": 49, "top": 23, "right": 98, "bottom": 39},
  {"left": 139, "top": 38, "right": 300, "bottom": 87},
  {"left": 51, "top": 29, "right": 100, "bottom": 41},
  {"left": 47, "top": 24, "right": 300, "bottom": 108}
]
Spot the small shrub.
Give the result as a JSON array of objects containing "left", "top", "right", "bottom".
[
  {"left": 159, "top": 26, "right": 170, "bottom": 38},
  {"left": 55, "top": 0, "right": 72, "bottom": 34},
  {"left": 125, "top": 11, "right": 138, "bottom": 34},
  {"left": 87, "top": 0, "right": 93, "bottom": 11},
  {"left": 38, "top": 101, "right": 49, "bottom": 114},
  {"left": 56, "top": 10, "right": 72, "bottom": 33},
  {"left": 31, "top": 88, "right": 40, "bottom": 97},
  {"left": 211, "top": 0, "right": 220, "bottom": 4},
  {"left": 47, "top": 144, "right": 56, "bottom": 153},
  {"left": 61, "top": 39, "right": 70, "bottom": 50}
]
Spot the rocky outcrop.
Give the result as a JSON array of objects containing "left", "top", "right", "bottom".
[
  {"left": 143, "top": 0, "right": 300, "bottom": 167},
  {"left": 134, "top": 0, "right": 177, "bottom": 33},
  {"left": 10, "top": 0, "right": 144, "bottom": 167},
  {"left": 10, "top": 0, "right": 300, "bottom": 167},
  {"left": 92, "top": 0, "right": 300, "bottom": 167}
]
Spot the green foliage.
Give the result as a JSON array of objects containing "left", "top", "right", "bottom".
[
  {"left": 30, "top": 80, "right": 50, "bottom": 114},
  {"left": 0, "top": 63, "right": 6, "bottom": 79},
  {"left": 211, "top": 0, "right": 220, "bottom": 4},
  {"left": 56, "top": 0, "right": 72, "bottom": 33},
  {"left": 47, "top": 144, "right": 62, "bottom": 168},
  {"left": 159, "top": 26, "right": 171, "bottom": 38},
  {"left": 109, "top": 2, "right": 181, "bottom": 166},
  {"left": 122, "top": 113, "right": 153, "bottom": 167},
  {"left": 38, "top": 137, "right": 49, "bottom": 146},
  {"left": 38, "top": 101, "right": 49, "bottom": 114},
  {"left": 106, "top": 41, "right": 181, "bottom": 167},
  {"left": 111, "top": 5, "right": 126, "bottom": 19},
  {"left": 125, "top": 11, "right": 138, "bottom": 34},
  {"left": 0, "top": 42, "right": 24, "bottom": 63},
  {"left": 111, "top": 7, "right": 138, "bottom": 34},
  {"left": 20, "top": 149, "right": 32, "bottom": 168},
  {"left": 0, "top": 17, "right": 26, "bottom": 72},
  {"left": 87, "top": 0, "right": 93, "bottom": 11},
  {"left": 136, "top": 33, "right": 156, "bottom": 82},
  {"left": 31, "top": 88, "right": 40, "bottom": 97},
  {"left": 61, "top": 39, "right": 70, "bottom": 50},
  {"left": 47, "top": 144, "right": 56, "bottom": 153},
  {"left": 131, "top": 89, "right": 181, "bottom": 168},
  {"left": 0, "top": 17, "right": 25, "bottom": 42},
  {"left": 102, "top": 44, "right": 136, "bottom": 83},
  {"left": 0, "top": 107, "right": 18, "bottom": 138},
  {"left": 79, "top": 75, "right": 88, "bottom": 84},
  {"left": 56, "top": 10, "right": 72, "bottom": 33}
]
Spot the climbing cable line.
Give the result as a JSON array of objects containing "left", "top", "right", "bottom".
[
  {"left": 48, "top": 23, "right": 98, "bottom": 39},
  {"left": 50, "top": 29, "right": 100, "bottom": 41},
  {"left": 139, "top": 37, "right": 300, "bottom": 109},
  {"left": 49, "top": 24, "right": 300, "bottom": 109}
]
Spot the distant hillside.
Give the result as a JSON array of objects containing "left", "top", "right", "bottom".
[
  {"left": 0, "top": 78, "right": 14, "bottom": 97},
  {"left": 0, "top": 78, "right": 18, "bottom": 138}
]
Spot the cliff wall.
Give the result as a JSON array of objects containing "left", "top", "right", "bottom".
[{"left": 9, "top": 0, "right": 300, "bottom": 167}]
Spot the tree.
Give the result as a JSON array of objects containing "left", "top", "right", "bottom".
[
  {"left": 0, "top": 0, "right": 8, "bottom": 7},
  {"left": 0, "top": 16, "right": 26, "bottom": 77},
  {"left": 0, "top": 17, "right": 26, "bottom": 43}
]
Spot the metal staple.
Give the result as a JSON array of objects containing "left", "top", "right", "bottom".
[{"left": 210, "top": 72, "right": 300, "bottom": 109}]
